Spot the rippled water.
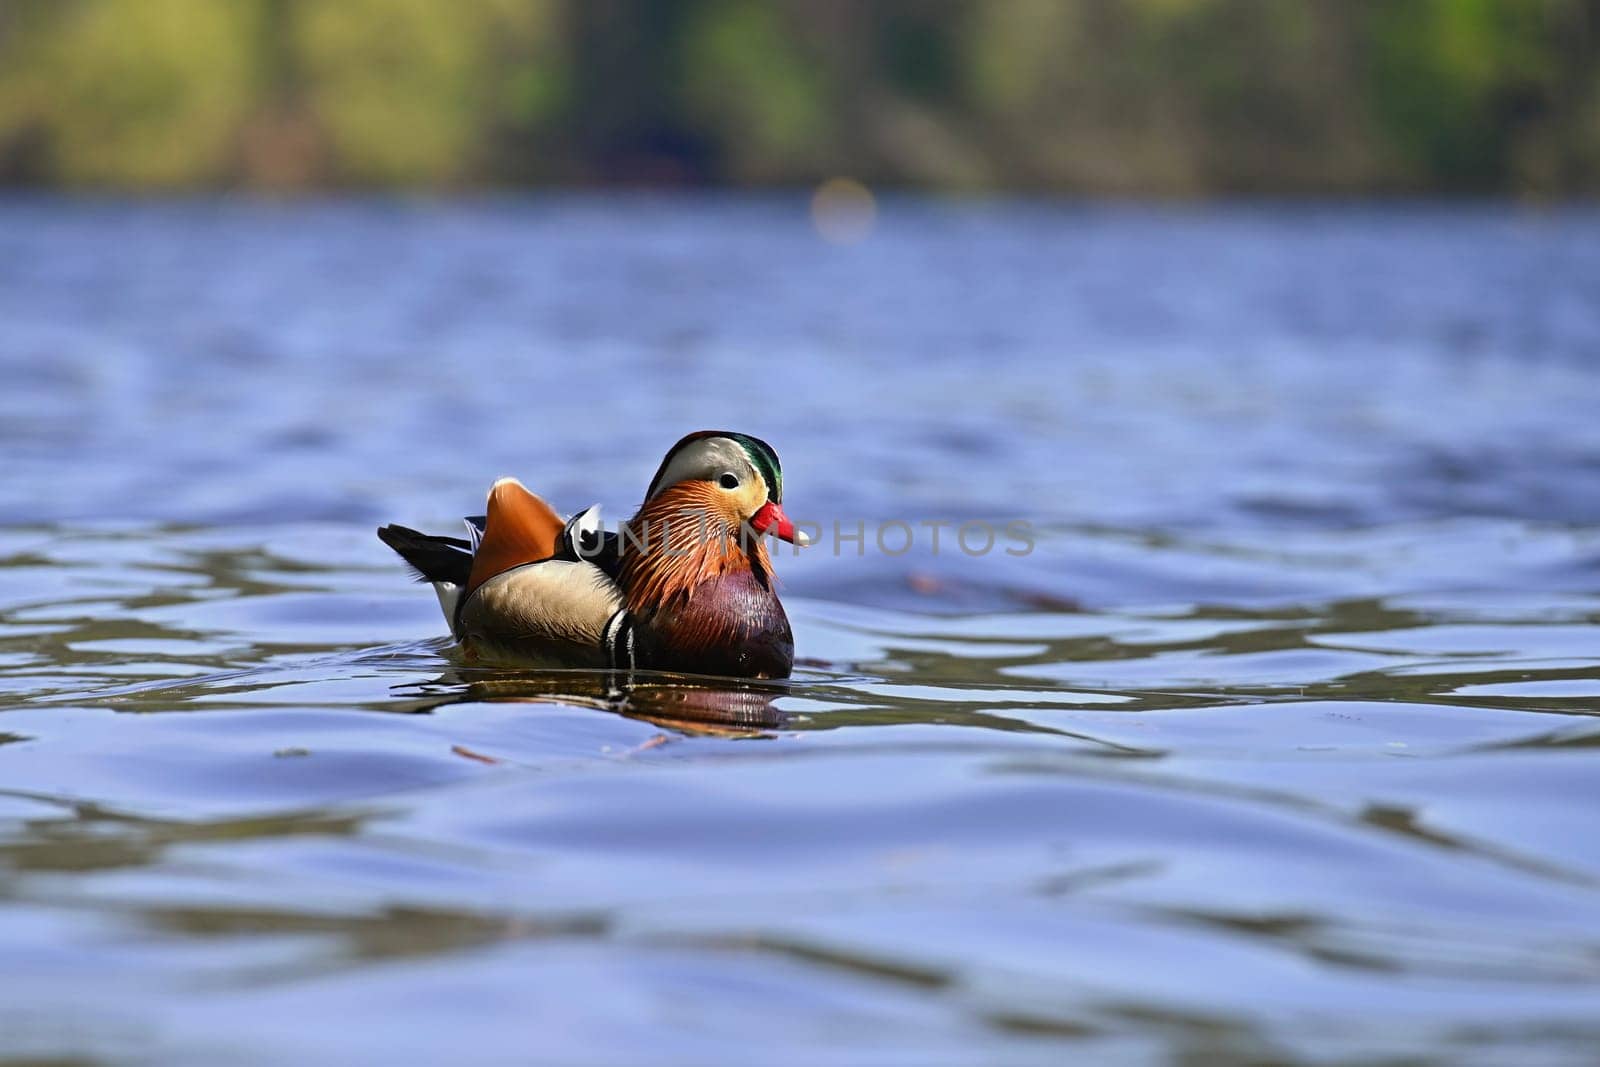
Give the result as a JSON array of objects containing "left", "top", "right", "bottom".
[{"left": 4, "top": 197, "right": 1600, "bottom": 1064}]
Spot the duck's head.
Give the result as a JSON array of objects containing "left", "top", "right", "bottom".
[{"left": 644, "top": 430, "right": 810, "bottom": 546}]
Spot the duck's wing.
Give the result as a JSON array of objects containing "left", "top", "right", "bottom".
[
  {"left": 455, "top": 484, "right": 626, "bottom": 663},
  {"left": 460, "top": 557, "right": 624, "bottom": 666},
  {"left": 381, "top": 478, "right": 585, "bottom": 641},
  {"left": 465, "top": 478, "right": 566, "bottom": 596},
  {"left": 381, "top": 480, "right": 633, "bottom": 663}
]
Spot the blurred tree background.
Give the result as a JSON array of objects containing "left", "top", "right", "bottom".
[{"left": 0, "top": 0, "right": 1595, "bottom": 195}]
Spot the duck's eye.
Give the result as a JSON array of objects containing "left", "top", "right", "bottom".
[{"left": 718, "top": 472, "right": 740, "bottom": 490}]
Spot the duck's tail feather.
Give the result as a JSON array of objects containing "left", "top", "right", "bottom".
[{"left": 377, "top": 524, "right": 474, "bottom": 587}]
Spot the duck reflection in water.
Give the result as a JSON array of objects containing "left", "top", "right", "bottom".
[{"left": 399, "top": 667, "right": 789, "bottom": 735}]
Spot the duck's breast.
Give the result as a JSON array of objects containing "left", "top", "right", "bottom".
[{"left": 635, "top": 570, "right": 794, "bottom": 679}]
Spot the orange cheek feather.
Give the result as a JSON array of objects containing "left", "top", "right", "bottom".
[{"left": 621, "top": 481, "right": 772, "bottom": 613}]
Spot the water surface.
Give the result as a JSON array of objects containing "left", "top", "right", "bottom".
[{"left": 3, "top": 197, "right": 1600, "bottom": 1064}]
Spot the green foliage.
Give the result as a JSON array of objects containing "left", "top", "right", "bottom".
[
  {"left": 0, "top": 0, "right": 259, "bottom": 187},
  {"left": 1365, "top": 0, "right": 1554, "bottom": 187},
  {"left": 878, "top": 9, "right": 960, "bottom": 104},
  {"left": 678, "top": 2, "right": 826, "bottom": 180},
  {"left": 0, "top": 0, "right": 1592, "bottom": 193},
  {"left": 295, "top": 0, "right": 560, "bottom": 185}
]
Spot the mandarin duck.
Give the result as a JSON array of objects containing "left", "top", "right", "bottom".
[{"left": 378, "top": 431, "right": 808, "bottom": 679}]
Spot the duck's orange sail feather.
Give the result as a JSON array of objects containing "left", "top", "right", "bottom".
[{"left": 465, "top": 478, "right": 564, "bottom": 597}]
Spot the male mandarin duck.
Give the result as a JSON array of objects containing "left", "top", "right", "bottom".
[{"left": 378, "top": 431, "right": 809, "bottom": 679}]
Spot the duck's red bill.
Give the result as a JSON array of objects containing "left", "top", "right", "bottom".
[{"left": 750, "top": 501, "right": 809, "bottom": 545}]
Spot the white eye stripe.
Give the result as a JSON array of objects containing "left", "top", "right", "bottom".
[{"left": 648, "top": 438, "right": 754, "bottom": 500}]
